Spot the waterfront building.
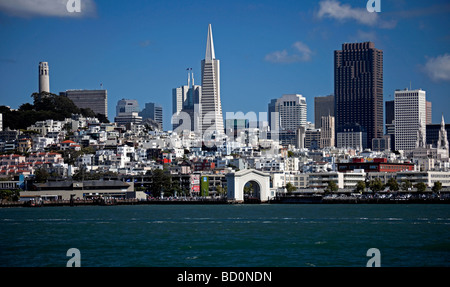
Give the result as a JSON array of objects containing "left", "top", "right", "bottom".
[
  {"left": 335, "top": 42, "right": 383, "bottom": 149},
  {"left": 38, "top": 62, "right": 50, "bottom": 93},
  {"left": 62, "top": 90, "right": 108, "bottom": 118},
  {"left": 337, "top": 158, "right": 414, "bottom": 173},
  {"left": 396, "top": 171, "right": 450, "bottom": 187},
  {"left": 308, "top": 170, "right": 366, "bottom": 190},
  {"left": 200, "top": 24, "right": 224, "bottom": 135},
  {"left": 394, "top": 89, "right": 426, "bottom": 152},
  {"left": 272, "top": 172, "right": 309, "bottom": 191}
]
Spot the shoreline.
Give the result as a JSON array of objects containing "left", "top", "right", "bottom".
[{"left": 1, "top": 196, "right": 449, "bottom": 208}]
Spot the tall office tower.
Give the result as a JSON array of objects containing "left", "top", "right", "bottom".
[
  {"left": 62, "top": 90, "right": 108, "bottom": 118},
  {"left": 268, "top": 98, "right": 277, "bottom": 131},
  {"left": 426, "top": 101, "right": 432, "bottom": 125},
  {"left": 200, "top": 24, "right": 224, "bottom": 135},
  {"left": 0, "top": 113, "right": 2, "bottom": 132},
  {"left": 334, "top": 42, "right": 383, "bottom": 149},
  {"left": 116, "top": 99, "right": 140, "bottom": 116},
  {"left": 172, "top": 69, "right": 201, "bottom": 131},
  {"left": 39, "top": 62, "right": 50, "bottom": 93},
  {"left": 273, "top": 94, "right": 307, "bottom": 146},
  {"left": 314, "top": 95, "right": 334, "bottom": 129},
  {"left": 114, "top": 99, "right": 141, "bottom": 127},
  {"left": 320, "top": 115, "right": 335, "bottom": 148},
  {"left": 394, "top": 89, "right": 426, "bottom": 152},
  {"left": 140, "top": 102, "right": 163, "bottom": 128},
  {"left": 385, "top": 100, "right": 395, "bottom": 150}
]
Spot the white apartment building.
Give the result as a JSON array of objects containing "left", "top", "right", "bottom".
[
  {"left": 395, "top": 89, "right": 426, "bottom": 152},
  {"left": 308, "top": 170, "right": 366, "bottom": 189},
  {"left": 272, "top": 172, "right": 309, "bottom": 190},
  {"left": 397, "top": 171, "right": 450, "bottom": 187}
]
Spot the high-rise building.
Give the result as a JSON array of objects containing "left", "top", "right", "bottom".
[
  {"left": 200, "top": 24, "right": 224, "bottom": 135},
  {"left": 114, "top": 99, "right": 141, "bottom": 127},
  {"left": 314, "top": 95, "right": 334, "bottom": 129},
  {"left": 426, "top": 101, "right": 432, "bottom": 125},
  {"left": 172, "top": 70, "right": 201, "bottom": 131},
  {"left": 61, "top": 90, "right": 108, "bottom": 118},
  {"left": 39, "top": 62, "right": 50, "bottom": 93},
  {"left": 385, "top": 100, "right": 395, "bottom": 150},
  {"left": 334, "top": 42, "right": 383, "bottom": 149},
  {"left": 140, "top": 102, "right": 163, "bottom": 128},
  {"left": 394, "top": 89, "right": 426, "bottom": 152},
  {"left": 0, "top": 113, "right": 2, "bottom": 132},
  {"left": 116, "top": 99, "right": 140, "bottom": 116},
  {"left": 272, "top": 94, "right": 307, "bottom": 146},
  {"left": 268, "top": 98, "right": 277, "bottom": 131},
  {"left": 320, "top": 115, "right": 335, "bottom": 148}
]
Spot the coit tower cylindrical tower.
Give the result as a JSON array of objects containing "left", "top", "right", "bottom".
[{"left": 39, "top": 62, "right": 50, "bottom": 93}]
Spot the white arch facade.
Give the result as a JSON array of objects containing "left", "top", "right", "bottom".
[{"left": 226, "top": 169, "right": 272, "bottom": 202}]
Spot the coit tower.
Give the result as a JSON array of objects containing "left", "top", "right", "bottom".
[{"left": 39, "top": 62, "right": 50, "bottom": 93}]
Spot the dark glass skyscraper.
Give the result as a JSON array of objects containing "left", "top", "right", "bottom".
[{"left": 334, "top": 42, "right": 383, "bottom": 149}]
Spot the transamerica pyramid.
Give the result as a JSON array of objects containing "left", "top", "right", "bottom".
[{"left": 200, "top": 24, "right": 224, "bottom": 137}]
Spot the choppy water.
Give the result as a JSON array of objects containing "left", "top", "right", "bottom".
[{"left": 0, "top": 204, "right": 449, "bottom": 267}]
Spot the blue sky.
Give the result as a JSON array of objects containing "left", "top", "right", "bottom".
[{"left": 0, "top": 0, "right": 449, "bottom": 130}]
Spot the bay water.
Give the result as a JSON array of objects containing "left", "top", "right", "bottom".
[{"left": 1, "top": 204, "right": 449, "bottom": 267}]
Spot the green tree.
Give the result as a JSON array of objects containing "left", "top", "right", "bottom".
[
  {"left": 414, "top": 182, "right": 427, "bottom": 193},
  {"left": 0, "top": 189, "right": 20, "bottom": 202},
  {"left": 325, "top": 181, "right": 339, "bottom": 193},
  {"left": 34, "top": 168, "right": 49, "bottom": 183},
  {"left": 386, "top": 177, "right": 399, "bottom": 192},
  {"left": 150, "top": 169, "right": 172, "bottom": 198},
  {"left": 355, "top": 181, "right": 366, "bottom": 193},
  {"left": 369, "top": 178, "right": 385, "bottom": 192},
  {"left": 216, "top": 185, "right": 226, "bottom": 197},
  {"left": 244, "top": 182, "right": 253, "bottom": 195},
  {"left": 401, "top": 179, "right": 413, "bottom": 192},
  {"left": 285, "top": 182, "right": 297, "bottom": 194},
  {"left": 432, "top": 181, "right": 443, "bottom": 193}
]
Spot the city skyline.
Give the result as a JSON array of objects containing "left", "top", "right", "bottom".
[{"left": 0, "top": 0, "right": 449, "bottom": 129}]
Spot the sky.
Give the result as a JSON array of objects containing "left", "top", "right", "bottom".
[{"left": 0, "top": 0, "right": 449, "bottom": 130}]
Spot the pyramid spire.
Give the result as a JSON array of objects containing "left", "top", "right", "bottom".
[{"left": 205, "top": 24, "right": 215, "bottom": 61}]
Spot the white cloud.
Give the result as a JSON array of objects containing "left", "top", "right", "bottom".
[
  {"left": 423, "top": 54, "right": 450, "bottom": 82},
  {"left": 265, "top": 41, "right": 313, "bottom": 64},
  {"left": 0, "top": 0, "right": 96, "bottom": 18},
  {"left": 316, "top": 0, "right": 395, "bottom": 28},
  {"left": 292, "top": 41, "right": 313, "bottom": 62}
]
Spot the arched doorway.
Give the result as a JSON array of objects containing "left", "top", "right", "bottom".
[
  {"left": 243, "top": 180, "right": 261, "bottom": 203},
  {"left": 226, "top": 169, "right": 271, "bottom": 203}
]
